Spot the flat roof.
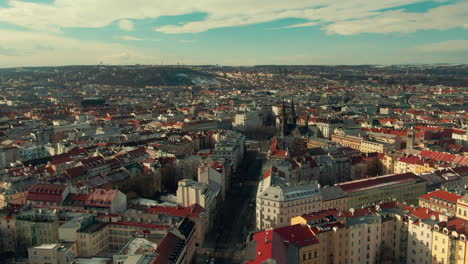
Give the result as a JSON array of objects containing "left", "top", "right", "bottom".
[
  {"left": 34, "top": 244, "right": 58, "bottom": 249},
  {"left": 338, "top": 173, "right": 420, "bottom": 193}
]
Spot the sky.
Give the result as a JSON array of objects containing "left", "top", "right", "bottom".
[{"left": 0, "top": 0, "right": 467, "bottom": 67}]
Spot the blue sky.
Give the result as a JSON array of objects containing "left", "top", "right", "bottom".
[{"left": 0, "top": 0, "right": 466, "bottom": 67}]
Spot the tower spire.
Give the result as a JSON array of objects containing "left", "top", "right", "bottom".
[
  {"left": 291, "top": 96, "right": 297, "bottom": 125},
  {"left": 278, "top": 100, "right": 286, "bottom": 137}
]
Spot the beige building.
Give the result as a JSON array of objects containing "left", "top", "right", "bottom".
[
  {"left": 256, "top": 175, "right": 322, "bottom": 230},
  {"left": 331, "top": 133, "right": 394, "bottom": 153},
  {"left": 419, "top": 190, "right": 461, "bottom": 216},
  {"left": 321, "top": 185, "right": 348, "bottom": 211},
  {"left": 407, "top": 216, "right": 439, "bottom": 264},
  {"left": 338, "top": 173, "right": 427, "bottom": 210},
  {"left": 176, "top": 179, "right": 220, "bottom": 209},
  {"left": 316, "top": 119, "right": 341, "bottom": 139},
  {"left": 197, "top": 159, "right": 229, "bottom": 199},
  {"left": 348, "top": 214, "right": 382, "bottom": 264},
  {"left": 291, "top": 210, "right": 348, "bottom": 264},
  {"left": 0, "top": 176, "right": 37, "bottom": 209},
  {"left": 457, "top": 194, "right": 468, "bottom": 220},
  {"left": 432, "top": 218, "right": 468, "bottom": 264},
  {"left": 28, "top": 242, "right": 76, "bottom": 264},
  {"left": 331, "top": 134, "right": 361, "bottom": 150},
  {"left": 0, "top": 211, "right": 16, "bottom": 253},
  {"left": 290, "top": 202, "right": 410, "bottom": 264},
  {"left": 360, "top": 140, "right": 393, "bottom": 153},
  {"left": 16, "top": 210, "right": 59, "bottom": 254}
]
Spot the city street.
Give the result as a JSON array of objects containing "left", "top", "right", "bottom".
[{"left": 196, "top": 149, "right": 266, "bottom": 264}]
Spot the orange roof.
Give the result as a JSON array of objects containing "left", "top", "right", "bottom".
[{"left": 420, "top": 190, "right": 461, "bottom": 204}]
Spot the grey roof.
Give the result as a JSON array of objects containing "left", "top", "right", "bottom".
[
  {"left": 347, "top": 214, "right": 381, "bottom": 226},
  {"left": 321, "top": 186, "right": 347, "bottom": 201},
  {"left": 257, "top": 175, "right": 321, "bottom": 202}
]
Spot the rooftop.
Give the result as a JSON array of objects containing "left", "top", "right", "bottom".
[
  {"left": 420, "top": 190, "right": 461, "bottom": 204},
  {"left": 338, "top": 172, "right": 420, "bottom": 194}
]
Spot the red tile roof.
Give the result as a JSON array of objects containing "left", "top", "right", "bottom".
[
  {"left": 436, "top": 218, "right": 468, "bottom": 236},
  {"left": 147, "top": 204, "right": 204, "bottom": 218},
  {"left": 112, "top": 221, "right": 171, "bottom": 230},
  {"left": 247, "top": 224, "right": 319, "bottom": 264},
  {"left": 153, "top": 232, "right": 185, "bottom": 264},
  {"left": 401, "top": 204, "right": 440, "bottom": 220},
  {"left": 275, "top": 224, "right": 319, "bottom": 247},
  {"left": 420, "top": 190, "right": 461, "bottom": 204},
  {"left": 399, "top": 155, "right": 426, "bottom": 166},
  {"left": 26, "top": 183, "right": 66, "bottom": 204},
  {"left": 84, "top": 189, "right": 118, "bottom": 208},
  {"left": 299, "top": 209, "right": 341, "bottom": 222},
  {"left": 338, "top": 173, "right": 420, "bottom": 193},
  {"left": 64, "top": 166, "right": 85, "bottom": 179}
]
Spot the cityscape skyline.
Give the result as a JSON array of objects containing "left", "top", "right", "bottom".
[{"left": 0, "top": 0, "right": 467, "bottom": 67}]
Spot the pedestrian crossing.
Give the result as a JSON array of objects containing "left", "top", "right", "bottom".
[{"left": 217, "top": 242, "right": 245, "bottom": 249}]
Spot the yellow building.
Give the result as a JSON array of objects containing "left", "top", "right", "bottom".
[
  {"left": 419, "top": 190, "right": 461, "bottom": 216},
  {"left": 291, "top": 210, "right": 348, "bottom": 264},
  {"left": 395, "top": 155, "right": 434, "bottom": 174},
  {"left": 16, "top": 210, "right": 59, "bottom": 255},
  {"left": 245, "top": 224, "right": 321, "bottom": 264},
  {"left": 360, "top": 140, "right": 393, "bottom": 154},
  {"left": 0, "top": 211, "right": 16, "bottom": 253},
  {"left": 76, "top": 223, "right": 109, "bottom": 257},
  {"left": 338, "top": 172, "right": 426, "bottom": 210},
  {"left": 331, "top": 134, "right": 361, "bottom": 150},
  {"left": 28, "top": 242, "right": 76, "bottom": 264},
  {"left": 457, "top": 194, "right": 468, "bottom": 220},
  {"left": 321, "top": 185, "right": 348, "bottom": 211},
  {"left": 331, "top": 134, "right": 394, "bottom": 153},
  {"left": 432, "top": 218, "right": 468, "bottom": 264}
]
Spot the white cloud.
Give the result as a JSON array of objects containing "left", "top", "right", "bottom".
[
  {"left": 417, "top": 40, "right": 468, "bottom": 52},
  {"left": 0, "top": 30, "right": 160, "bottom": 67},
  {"left": 271, "top": 21, "right": 320, "bottom": 30},
  {"left": 178, "top": 39, "right": 197, "bottom": 43},
  {"left": 0, "top": 0, "right": 464, "bottom": 35},
  {"left": 325, "top": 2, "right": 468, "bottom": 35},
  {"left": 118, "top": 19, "right": 134, "bottom": 31},
  {"left": 115, "top": 35, "right": 143, "bottom": 41}
]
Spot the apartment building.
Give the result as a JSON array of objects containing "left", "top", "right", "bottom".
[
  {"left": 419, "top": 190, "right": 461, "bottom": 216},
  {"left": 245, "top": 224, "right": 321, "bottom": 264},
  {"left": 28, "top": 242, "right": 76, "bottom": 264},
  {"left": 338, "top": 173, "right": 427, "bottom": 210},
  {"left": 432, "top": 218, "right": 468, "bottom": 264},
  {"left": 256, "top": 174, "right": 322, "bottom": 230}
]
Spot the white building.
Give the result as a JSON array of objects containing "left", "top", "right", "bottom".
[
  {"left": 198, "top": 159, "right": 230, "bottom": 199},
  {"left": 233, "top": 112, "right": 262, "bottom": 132},
  {"left": 28, "top": 242, "right": 76, "bottom": 264},
  {"left": 256, "top": 174, "right": 322, "bottom": 230},
  {"left": 0, "top": 146, "right": 19, "bottom": 168},
  {"left": 214, "top": 131, "right": 245, "bottom": 171},
  {"left": 84, "top": 189, "right": 127, "bottom": 213},
  {"left": 347, "top": 215, "right": 382, "bottom": 264},
  {"left": 176, "top": 179, "right": 220, "bottom": 229},
  {"left": 19, "top": 145, "right": 51, "bottom": 161},
  {"left": 316, "top": 119, "right": 341, "bottom": 139},
  {"left": 407, "top": 216, "right": 438, "bottom": 264},
  {"left": 452, "top": 129, "right": 468, "bottom": 146}
]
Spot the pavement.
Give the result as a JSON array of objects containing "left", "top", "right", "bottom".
[{"left": 195, "top": 149, "right": 266, "bottom": 264}]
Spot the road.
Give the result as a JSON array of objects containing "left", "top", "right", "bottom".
[{"left": 196, "top": 149, "right": 266, "bottom": 264}]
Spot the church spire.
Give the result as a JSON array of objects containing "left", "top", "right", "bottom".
[
  {"left": 291, "top": 96, "right": 297, "bottom": 125},
  {"left": 278, "top": 100, "right": 286, "bottom": 137}
]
